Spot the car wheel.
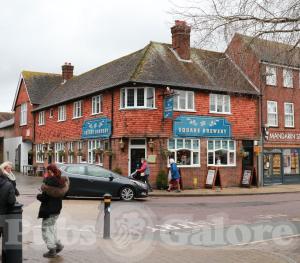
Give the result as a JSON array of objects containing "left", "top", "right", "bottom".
[{"left": 120, "top": 186, "right": 135, "bottom": 201}]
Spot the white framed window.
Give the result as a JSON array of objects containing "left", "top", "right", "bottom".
[
  {"left": 58, "top": 105, "right": 66, "bottom": 121},
  {"left": 120, "top": 87, "right": 155, "bottom": 109},
  {"left": 209, "top": 94, "right": 231, "bottom": 114},
  {"left": 20, "top": 103, "right": 27, "bottom": 126},
  {"left": 284, "top": 103, "right": 294, "bottom": 128},
  {"left": 67, "top": 142, "right": 74, "bottom": 163},
  {"left": 73, "top": 100, "right": 82, "bottom": 118},
  {"left": 36, "top": 144, "right": 44, "bottom": 163},
  {"left": 49, "top": 109, "right": 54, "bottom": 118},
  {"left": 77, "top": 141, "right": 83, "bottom": 163},
  {"left": 88, "top": 139, "right": 104, "bottom": 165},
  {"left": 168, "top": 138, "right": 200, "bottom": 167},
  {"left": 173, "top": 90, "right": 194, "bottom": 111},
  {"left": 283, "top": 69, "right": 293, "bottom": 88},
  {"left": 55, "top": 142, "right": 65, "bottom": 163},
  {"left": 267, "top": 101, "right": 278, "bottom": 127},
  {"left": 92, "top": 95, "right": 102, "bottom": 115},
  {"left": 38, "top": 111, "right": 45, "bottom": 126},
  {"left": 207, "top": 140, "right": 236, "bottom": 166},
  {"left": 266, "top": 66, "right": 277, "bottom": 86}
]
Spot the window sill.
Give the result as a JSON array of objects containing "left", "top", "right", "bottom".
[
  {"left": 36, "top": 161, "right": 44, "bottom": 164},
  {"left": 19, "top": 124, "right": 27, "bottom": 127},
  {"left": 209, "top": 111, "right": 232, "bottom": 115},
  {"left": 119, "top": 107, "right": 157, "bottom": 111},
  {"left": 266, "top": 83, "right": 277, "bottom": 87},
  {"left": 38, "top": 124, "right": 45, "bottom": 126},
  {"left": 177, "top": 165, "right": 201, "bottom": 168},
  {"left": 173, "top": 109, "right": 196, "bottom": 112},
  {"left": 91, "top": 112, "right": 103, "bottom": 116},
  {"left": 72, "top": 116, "right": 82, "bottom": 120},
  {"left": 285, "top": 126, "right": 295, "bottom": 129},
  {"left": 57, "top": 120, "right": 66, "bottom": 122},
  {"left": 208, "top": 164, "right": 236, "bottom": 167},
  {"left": 284, "top": 86, "right": 293, "bottom": 89}
]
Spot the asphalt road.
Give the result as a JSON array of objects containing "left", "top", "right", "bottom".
[{"left": 14, "top": 174, "right": 300, "bottom": 262}]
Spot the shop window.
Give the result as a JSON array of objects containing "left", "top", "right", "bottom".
[
  {"left": 267, "top": 101, "right": 278, "bottom": 127},
  {"left": 284, "top": 103, "right": 294, "bottom": 128},
  {"left": 173, "top": 90, "right": 194, "bottom": 111},
  {"left": 283, "top": 69, "right": 293, "bottom": 88},
  {"left": 283, "top": 149, "right": 299, "bottom": 175},
  {"left": 207, "top": 140, "right": 236, "bottom": 166},
  {"left": 168, "top": 138, "right": 200, "bottom": 167},
  {"left": 266, "top": 66, "right": 277, "bottom": 86},
  {"left": 36, "top": 144, "right": 44, "bottom": 163},
  {"left": 120, "top": 87, "right": 155, "bottom": 109},
  {"left": 55, "top": 142, "right": 65, "bottom": 163},
  {"left": 88, "top": 139, "right": 104, "bottom": 165},
  {"left": 209, "top": 94, "right": 230, "bottom": 114}
]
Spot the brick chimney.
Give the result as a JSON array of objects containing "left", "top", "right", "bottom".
[
  {"left": 62, "top": 62, "right": 74, "bottom": 81},
  {"left": 171, "top": 20, "right": 191, "bottom": 60}
]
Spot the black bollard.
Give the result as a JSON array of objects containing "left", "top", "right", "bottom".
[
  {"left": 2, "top": 203, "right": 23, "bottom": 263},
  {"left": 103, "top": 194, "right": 111, "bottom": 239}
]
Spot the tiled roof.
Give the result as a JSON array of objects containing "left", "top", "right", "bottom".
[
  {"left": 22, "top": 71, "right": 62, "bottom": 105},
  {"left": 237, "top": 34, "right": 300, "bottom": 68},
  {"left": 0, "top": 112, "right": 14, "bottom": 122},
  {"left": 34, "top": 42, "right": 259, "bottom": 111}
]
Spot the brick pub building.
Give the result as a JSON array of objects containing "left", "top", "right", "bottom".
[{"left": 13, "top": 21, "right": 261, "bottom": 188}]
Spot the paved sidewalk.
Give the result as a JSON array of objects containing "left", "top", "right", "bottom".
[{"left": 149, "top": 184, "right": 300, "bottom": 197}]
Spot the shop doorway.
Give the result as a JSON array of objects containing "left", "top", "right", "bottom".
[
  {"left": 263, "top": 152, "right": 283, "bottom": 185},
  {"left": 129, "top": 139, "right": 146, "bottom": 175},
  {"left": 242, "top": 140, "right": 254, "bottom": 171}
]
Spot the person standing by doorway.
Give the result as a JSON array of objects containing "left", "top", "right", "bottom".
[
  {"left": 136, "top": 158, "right": 153, "bottom": 192},
  {"left": 167, "top": 158, "right": 181, "bottom": 192}
]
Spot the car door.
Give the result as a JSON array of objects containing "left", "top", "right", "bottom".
[
  {"left": 86, "top": 166, "right": 117, "bottom": 197},
  {"left": 64, "top": 165, "right": 89, "bottom": 196}
]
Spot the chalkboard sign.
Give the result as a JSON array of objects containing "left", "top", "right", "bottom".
[
  {"left": 242, "top": 170, "right": 252, "bottom": 185},
  {"left": 206, "top": 170, "right": 216, "bottom": 186}
]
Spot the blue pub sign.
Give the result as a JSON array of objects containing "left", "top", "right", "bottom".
[
  {"left": 164, "top": 97, "right": 174, "bottom": 119},
  {"left": 82, "top": 117, "right": 112, "bottom": 139},
  {"left": 174, "top": 115, "right": 231, "bottom": 138}
]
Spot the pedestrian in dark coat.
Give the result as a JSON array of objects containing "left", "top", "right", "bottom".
[
  {"left": 0, "top": 170, "right": 16, "bottom": 237},
  {"left": 0, "top": 161, "right": 20, "bottom": 196},
  {"left": 37, "top": 164, "right": 69, "bottom": 258}
]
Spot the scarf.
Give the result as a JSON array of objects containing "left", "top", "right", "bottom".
[{"left": 3, "top": 170, "right": 16, "bottom": 181}]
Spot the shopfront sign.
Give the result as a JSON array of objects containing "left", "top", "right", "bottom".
[
  {"left": 173, "top": 115, "right": 231, "bottom": 138},
  {"left": 164, "top": 97, "right": 173, "bottom": 119},
  {"left": 268, "top": 131, "right": 300, "bottom": 141},
  {"left": 82, "top": 117, "right": 111, "bottom": 139}
]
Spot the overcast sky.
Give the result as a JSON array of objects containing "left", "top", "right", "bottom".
[{"left": 0, "top": 0, "right": 194, "bottom": 112}]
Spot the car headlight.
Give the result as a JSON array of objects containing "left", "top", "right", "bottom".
[{"left": 131, "top": 180, "right": 147, "bottom": 189}]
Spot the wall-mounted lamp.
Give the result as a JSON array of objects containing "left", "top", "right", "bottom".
[
  {"left": 119, "top": 138, "right": 125, "bottom": 150},
  {"left": 148, "top": 138, "right": 154, "bottom": 151}
]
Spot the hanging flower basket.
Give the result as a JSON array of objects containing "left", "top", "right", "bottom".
[
  {"left": 104, "top": 149, "right": 114, "bottom": 157},
  {"left": 68, "top": 150, "right": 75, "bottom": 156},
  {"left": 58, "top": 150, "right": 65, "bottom": 157},
  {"left": 94, "top": 148, "right": 104, "bottom": 155},
  {"left": 77, "top": 149, "right": 83, "bottom": 156}
]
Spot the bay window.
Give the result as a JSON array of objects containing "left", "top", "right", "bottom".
[
  {"left": 120, "top": 87, "right": 155, "bottom": 109},
  {"left": 208, "top": 140, "right": 236, "bottom": 166},
  {"left": 168, "top": 138, "right": 200, "bottom": 166}
]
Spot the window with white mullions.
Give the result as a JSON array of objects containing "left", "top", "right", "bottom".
[
  {"left": 207, "top": 140, "right": 236, "bottom": 166},
  {"left": 73, "top": 100, "right": 82, "bottom": 118},
  {"left": 120, "top": 87, "right": 155, "bottom": 109},
  {"left": 55, "top": 142, "right": 65, "bottom": 163},
  {"left": 209, "top": 94, "right": 231, "bottom": 114},
  {"left": 36, "top": 144, "right": 44, "bottom": 163},
  {"left": 267, "top": 101, "right": 278, "bottom": 127},
  {"left": 168, "top": 138, "right": 200, "bottom": 167},
  {"left": 88, "top": 139, "right": 103, "bottom": 165},
  {"left": 283, "top": 69, "right": 293, "bottom": 88},
  {"left": 173, "top": 90, "right": 194, "bottom": 111},
  {"left": 266, "top": 66, "right": 277, "bottom": 86},
  {"left": 38, "top": 111, "right": 45, "bottom": 125},
  {"left": 20, "top": 103, "right": 27, "bottom": 125},
  {"left": 92, "top": 95, "right": 102, "bottom": 114},
  {"left": 58, "top": 105, "right": 66, "bottom": 121},
  {"left": 284, "top": 103, "right": 294, "bottom": 128}
]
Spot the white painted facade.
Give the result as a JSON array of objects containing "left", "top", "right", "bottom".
[{"left": 3, "top": 136, "right": 32, "bottom": 170}]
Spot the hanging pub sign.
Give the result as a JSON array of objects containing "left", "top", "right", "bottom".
[
  {"left": 164, "top": 96, "right": 174, "bottom": 119},
  {"left": 173, "top": 115, "right": 231, "bottom": 138},
  {"left": 82, "top": 117, "right": 111, "bottom": 139}
]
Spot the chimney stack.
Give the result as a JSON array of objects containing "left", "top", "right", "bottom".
[
  {"left": 62, "top": 62, "right": 74, "bottom": 81},
  {"left": 171, "top": 20, "right": 191, "bottom": 60}
]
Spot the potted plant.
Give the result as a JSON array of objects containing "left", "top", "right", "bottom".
[
  {"left": 94, "top": 148, "right": 104, "bottom": 155},
  {"left": 156, "top": 169, "right": 168, "bottom": 190}
]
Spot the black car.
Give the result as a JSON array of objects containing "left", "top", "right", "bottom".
[{"left": 58, "top": 163, "right": 148, "bottom": 201}]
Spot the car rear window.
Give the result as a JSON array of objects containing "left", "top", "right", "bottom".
[{"left": 65, "top": 166, "right": 86, "bottom": 175}]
